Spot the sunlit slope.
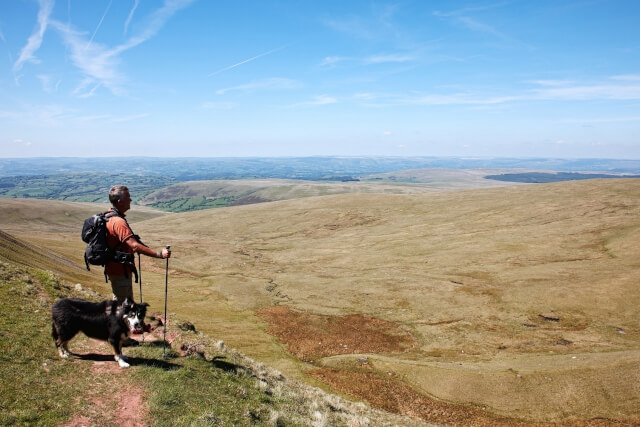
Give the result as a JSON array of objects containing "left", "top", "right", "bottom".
[
  {"left": 0, "top": 198, "right": 166, "bottom": 234},
  {"left": 142, "top": 178, "right": 639, "bottom": 329},
  {"left": 134, "top": 178, "right": 640, "bottom": 421},
  {"left": 0, "top": 198, "right": 169, "bottom": 287},
  {"left": 138, "top": 171, "right": 520, "bottom": 209},
  {"left": 0, "top": 229, "right": 93, "bottom": 284}
]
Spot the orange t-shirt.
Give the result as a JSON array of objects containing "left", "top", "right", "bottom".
[{"left": 104, "top": 209, "right": 135, "bottom": 276}]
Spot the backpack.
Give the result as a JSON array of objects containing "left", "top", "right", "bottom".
[
  {"left": 81, "top": 211, "right": 138, "bottom": 282},
  {"left": 81, "top": 211, "right": 119, "bottom": 270}
]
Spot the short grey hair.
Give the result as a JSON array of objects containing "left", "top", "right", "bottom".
[{"left": 109, "top": 185, "right": 129, "bottom": 205}]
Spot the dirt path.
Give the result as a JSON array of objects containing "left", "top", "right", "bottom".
[{"left": 59, "top": 336, "right": 151, "bottom": 427}]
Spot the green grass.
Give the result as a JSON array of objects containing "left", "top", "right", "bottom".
[
  {"left": 0, "top": 261, "right": 90, "bottom": 426},
  {"left": 0, "top": 258, "right": 398, "bottom": 426},
  {"left": 128, "top": 350, "right": 284, "bottom": 426}
]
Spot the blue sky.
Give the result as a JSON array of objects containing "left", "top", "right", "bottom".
[{"left": 1, "top": 0, "right": 639, "bottom": 158}]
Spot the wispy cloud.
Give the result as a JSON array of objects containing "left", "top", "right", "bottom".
[
  {"left": 208, "top": 44, "right": 291, "bottom": 77},
  {"left": 14, "top": 139, "right": 33, "bottom": 147},
  {"left": 402, "top": 93, "right": 517, "bottom": 106},
  {"left": 611, "top": 74, "right": 640, "bottom": 81},
  {"left": 202, "top": 101, "right": 238, "bottom": 110},
  {"left": 124, "top": 0, "right": 140, "bottom": 35},
  {"left": 454, "top": 16, "right": 506, "bottom": 38},
  {"left": 364, "top": 53, "right": 415, "bottom": 64},
  {"left": 37, "top": 74, "right": 61, "bottom": 93},
  {"left": 293, "top": 94, "right": 338, "bottom": 107},
  {"left": 111, "top": 112, "right": 150, "bottom": 122},
  {"left": 353, "top": 76, "right": 640, "bottom": 107},
  {"left": 216, "top": 78, "right": 302, "bottom": 95},
  {"left": 560, "top": 116, "right": 640, "bottom": 124},
  {"left": 323, "top": 16, "right": 375, "bottom": 40},
  {"left": 319, "top": 56, "right": 348, "bottom": 67},
  {"left": 433, "top": 3, "right": 513, "bottom": 41},
  {"left": 51, "top": 0, "right": 195, "bottom": 96},
  {"left": 529, "top": 79, "right": 640, "bottom": 100},
  {"left": 13, "top": 0, "right": 54, "bottom": 74}
]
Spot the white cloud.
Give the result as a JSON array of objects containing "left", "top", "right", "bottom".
[
  {"left": 13, "top": 0, "right": 54, "bottom": 73},
  {"left": 611, "top": 74, "right": 640, "bottom": 81},
  {"left": 216, "top": 78, "right": 302, "bottom": 95},
  {"left": 530, "top": 82, "right": 640, "bottom": 100},
  {"left": 354, "top": 76, "right": 640, "bottom": 108},
  {"left": 124, "top": 0, "right": 140, "bottom": 35},
  {"left": 320, "top": 56, "right": 348, "bottom": 67},
  {"left": 111, "top": 113, "right": 150, "bottom": 122},
  {"left": 364, "top": 53, "right": 414, "bottom": 64},
  {"left": 37, "top": 74, "right": 59, "bottom": 93},
  {"left": 202, "top": 101, "right": 238, "bottom": 110},
  {"left": 51, "top": 0, "right": 195, "bottom": 96},
  {"left": 286, "top": 95, "right": 338, "bottom": 109},
  {"left": 305, "top": 95, "right": 337, "bottom": 105}
]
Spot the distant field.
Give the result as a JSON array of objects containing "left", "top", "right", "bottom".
[{"left": 1, "top": 178, "right": 639, "bottom": 424}]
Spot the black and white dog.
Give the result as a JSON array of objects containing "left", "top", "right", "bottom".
[{"left": 51, "top": 297, "right": 149, "bottom": 368}]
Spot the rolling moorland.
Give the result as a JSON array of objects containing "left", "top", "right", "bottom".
[
  {"left": 2, "top": 157, "right": 640, "bottom": 212},
  {"left": 1, "top": 169, "right": 639, "bottom": 425}
]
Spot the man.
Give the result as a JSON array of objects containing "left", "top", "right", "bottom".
[{"left": 105, "top": 185, "right": 171, "bottom": 302}]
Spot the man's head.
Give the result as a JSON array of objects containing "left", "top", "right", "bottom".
[{"left": 109, "top": 185, "right": 131, "bottom": 213}]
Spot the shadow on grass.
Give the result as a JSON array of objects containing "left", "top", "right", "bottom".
[
  {"left": 209, "top": 355, "right": 240, "bottom": 373},
  {"left": 71, "top": 345, "right": 182, "bottom": 370}
]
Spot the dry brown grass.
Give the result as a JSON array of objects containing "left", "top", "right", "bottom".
[{"left": 2, "top": 178, "right": 640, "bottom": 424}]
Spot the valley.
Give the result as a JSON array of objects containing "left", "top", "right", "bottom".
[{"left": 1, "top": 176, "right": 639, "bottom": 424}]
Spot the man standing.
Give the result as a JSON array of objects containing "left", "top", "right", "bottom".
[{"left": 105, "top": 185, "right": 171, "bottom": 302}]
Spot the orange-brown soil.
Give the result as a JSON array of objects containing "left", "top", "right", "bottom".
[
  {"left": 256, "top": 305, "right": 415, "bottom": 362},
  {"left": 258, "top": 305, "right": 639, "bottom": 426}
]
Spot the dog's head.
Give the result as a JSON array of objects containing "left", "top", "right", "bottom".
[{"left": 121, "top": 298, "right": 150, "bottom": 333}]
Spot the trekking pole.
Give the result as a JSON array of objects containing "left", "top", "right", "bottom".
[
  {"left": 163, "top": 245, "right": 170, "bottom": 358},
  {"left": 138, "top": 253, "right": 143, "bottom": 303},
  {"left": 138, "top": 253, "right": 145, "bottom": 342}
]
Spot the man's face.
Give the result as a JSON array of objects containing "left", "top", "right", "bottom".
[{"left": 118, "top": 190, "right": 132, "bottom": 213}]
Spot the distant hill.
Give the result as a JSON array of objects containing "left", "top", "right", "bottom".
[
  {"left": 137, "top": 171, "right": 521, "bottom": 211},
  {"left": 2, "top": 157, "right": 639, "bottom": 211},
  {"left": 2, "top": 156, "right": 639, "bottom": 178}
]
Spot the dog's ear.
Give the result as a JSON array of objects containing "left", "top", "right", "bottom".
[
  {"left": 142, "top": 302, "right": 150, "bottom": 308},
  {"left": 121, "top": 298, "right": 133, "bottom": 309}
]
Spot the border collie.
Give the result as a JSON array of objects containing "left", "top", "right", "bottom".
[{"left": 51, "top": 297, "right": 149, "bottom": 368}]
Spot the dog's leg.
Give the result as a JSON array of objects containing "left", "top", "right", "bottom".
[
  {"left": 59, "top": 341, "right": 72, "bottom": 358},
  {"left": 110, "top": 334, "right": 130, "bottom": 368},
  {"left": 52, "top": 324, "right": 73, "bottom": 358}
]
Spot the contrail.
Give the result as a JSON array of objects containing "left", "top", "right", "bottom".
[
  {"left": 207, "top": 43, "right": 290, "bottom": 77},
  {"left": 124, "top": 0, "right": 140, "bottom": 35},
  {"left": 86, "top": 0, "right": 113, "bottom": 50}
]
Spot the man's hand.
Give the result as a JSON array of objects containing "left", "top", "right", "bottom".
[{"left": 161, "top": 247, "right": 171, "bottom": 259}]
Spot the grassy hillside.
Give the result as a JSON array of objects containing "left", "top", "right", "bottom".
[
  {"left": 0, "top": 220, "right": 427, "bottom": 426},
  {"left": 138, "top": 170, "right": 521, "bottom": 212},
  {"left": 2, "top": 179, "right": 640, "bottom": 425},
  {"left": 131, "top": 178, "right": 640, "bottom": 424}
]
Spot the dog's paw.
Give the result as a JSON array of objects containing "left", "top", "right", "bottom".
[{"left": 116, "top": 356, "right": 130, "bottom": 368}]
